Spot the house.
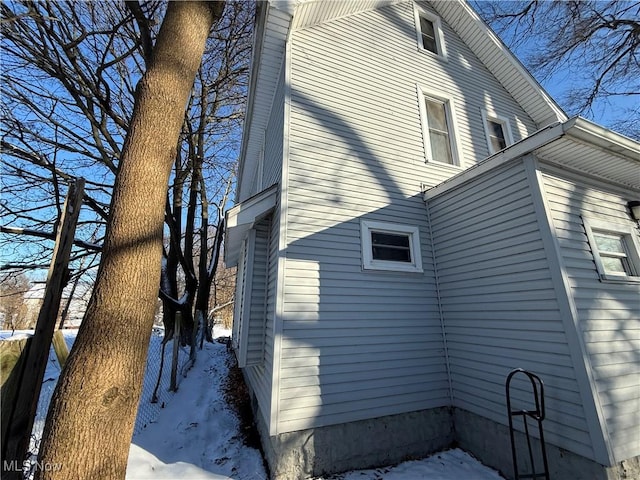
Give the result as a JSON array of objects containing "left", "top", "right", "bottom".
[
  {"left": 23, "top": 281, "right": 91, "bottom": 329},
  {"left": 224, "top": 1, "right": 640, "bottom": 478}
]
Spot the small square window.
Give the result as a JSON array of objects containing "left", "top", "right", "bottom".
[
  {"left": 414, "top": 8, "right": 446, "bottom": 58},
  {"left": 582, "top": 216, "right": 640, "bottom": 283},
  {"left": 361, "top": 220, "right": 423, "bottom": 273},
  {"left": 482, "top": 109, "right": 513, "bottom": 155},
  {"left": 372, "top": 231, "right": 412, "bottom": 262}
]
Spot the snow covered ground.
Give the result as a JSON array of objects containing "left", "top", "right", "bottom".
[{"left": 3, "top": 328, "right": 506, "bottom": 479}]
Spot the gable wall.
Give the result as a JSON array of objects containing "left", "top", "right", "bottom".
[
  {"left": 428, "top": 159, "right": 596, "bottom": 461},
  {"left": 276, "top": 0, "right": 539, "bottom": 433},
  {"left": 540, "top": 167, "right": 640, "bottom": 463}
]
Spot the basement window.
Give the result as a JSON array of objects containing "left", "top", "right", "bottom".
[
  {"left": 583, "top": 216, "right": 640, "bottom": 283},
  {"left": 361, "top": 220, "right": 423, "bottom": 273}
]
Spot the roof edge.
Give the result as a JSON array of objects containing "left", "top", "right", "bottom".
[{"left": 424, "top": 117, "right": 640, "bottom": 201}]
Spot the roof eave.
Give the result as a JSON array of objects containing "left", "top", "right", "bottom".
[{"left": 424, "top": 117, "right": 640, "bottom": 200}]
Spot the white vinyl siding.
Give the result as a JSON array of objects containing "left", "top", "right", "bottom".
[
  {"left": 276, "top": 0, "right": 538, "bottom": 434},
  {"left": 245, "top": 218, "right": 271, "bottom": 366},
  {"left": 263, "top": 62, "right": 285, "bottom": 190},
  {"left": 540, "top": 168, "right": 640, "bottom": 463},
  {"left": 428, "top": 160, "right": 596, "bottom": 460},
  {"left": 243, "top": 210, "right": 280, "bottom": 428},
  {"left": 289, "top": 1, "right": 536, "bottom": 191},
  {"left": 247, "top": 59, "right": 285, "bottom": 198},
  {"left": 232, "top": 239, "right": 249, "bottom": 355}
]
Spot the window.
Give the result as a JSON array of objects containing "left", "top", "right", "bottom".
[
  {"left": 361, "top": 220, "right": 423, "bottom": 272},
  {"left": 583, "top": 216, "right": 640, "bottom": 282},
  {"left": 425, "top": 98, "right": 453, "bottom": 164},
  {"left": 414, "top": 7, "right": 446, "bottom": 58},
  {"left": 419, "top": 17, "right": 437, "bottom": 53},
  {"left": 482, "top": 109, "right": 513, "bottom": 155},
  {"left": 593, "top": 232, "right": 633, "bottom": 275},
  {"left": 418, "top": 86, "right": 461, "bottom": 166}
]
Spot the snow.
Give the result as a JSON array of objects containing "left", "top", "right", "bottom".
[
  {"left": 2, "top": 328, "right": 506, "bottom": 480},
  {"left": 126, "top": 325, "right": 265, "bottom": 480}
]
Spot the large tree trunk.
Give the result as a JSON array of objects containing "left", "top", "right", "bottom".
[{"left": 36, "top": 3, "right": 224, "bottom": 480}]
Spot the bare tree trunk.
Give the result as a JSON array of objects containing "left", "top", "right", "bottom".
[{"left": 36, "top": 3, "right": 224, "bottom": 480}]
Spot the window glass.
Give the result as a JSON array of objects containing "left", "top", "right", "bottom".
[
  {"left": 361, "top": 221, "right": 423, "bottom": 272},
  {"left": 419, "top": 16, "right": 437, "bottom": 53},
  {"left": 488, "top": 120, "right": 507, "bottom": 152},
  {"left": 371, "top": 232, "right": 411, "bottom": 262},
  {"left": 600, "top": 256, "right": 628, "bottom": 274},
  {"left": 425, "top": 98, "right": 453, "bottom": 164},
  {"left": 426, "top": 100, "right": 447, "bottom": 130},
  {"left": 594, "top": 233, "right": 625, "bottom": 253}
]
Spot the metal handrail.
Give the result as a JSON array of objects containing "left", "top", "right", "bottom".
[{"left": 506, "top": 368, "right": 550, "bottom": 480}]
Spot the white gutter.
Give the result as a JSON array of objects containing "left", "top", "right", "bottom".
[{"left": 564, "top": 117, "right": 640, "bottom": 159}]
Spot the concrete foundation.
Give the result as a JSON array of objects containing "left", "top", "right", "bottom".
[
  {"left": 453, "top": 408, "right": 640, "bottom": 480},
  {"left": 256, "top": 407, "right": 454, "bottom": 479}
]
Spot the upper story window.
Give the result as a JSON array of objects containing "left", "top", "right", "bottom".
[
  {"left": 481, "top": 109, "right": 514, "bottom": 155},
  {"left": 414, "top": 7, "right": 446, "bottom": 59},
  {"left": 425, "top": 97, "right": 453, "bottom": 163},
  {"left": 361, "top": 220, "right": 423, "bottom": 273},
  {"left": 582, "top": 216, "right": 640, "bottom": 283},
  {"left": 418, "top": 86, "right": 461, "bottom": 167}
]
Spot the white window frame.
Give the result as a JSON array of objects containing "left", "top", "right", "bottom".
[
  {"left": 582, "top": 216, "right": 640, "bottom": 283},
  {"left": 361, "top": 220, "right": 423, "bottom": 273},
  {"left": 481, "top": 109, "right": 514, "bottom": 155},
  {"left": 417, "top": 85, "right": 462, "bottom": 167},
  {"left": 413, "top": 6, "right": 447, "bottom": 60}
]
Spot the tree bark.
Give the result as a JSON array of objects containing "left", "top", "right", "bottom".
[{"left": 36, "top": 3, "right": 225, "bottom": 480}]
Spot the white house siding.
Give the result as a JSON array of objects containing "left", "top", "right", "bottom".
[
  {"left": 244, "top": 211, "right": 280, "bottom": 428},
  {"left": 428, "top": 160, "right": 596, "bottom": 461},
  {"left": 246, "top": 218, "right": 271, "bottom": 364},
  {"left": 246, "top": 59, "right": 285, "bottom": 198},
  {"left": 540, "top": 167, "right": 640, "bottom": 463},
  {"left": 275, "top": 1, "right": 537, "bottom": 434},
  {"left": 262, "top": 61, "right": 285, "bottom": 191}
]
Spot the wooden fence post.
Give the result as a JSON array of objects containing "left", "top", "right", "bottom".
[
  {"left": 1, "top": 336, "right": 33, "bottom": 455},
  {"left": 1, "top": 179, "right": 84, "bottom": 478}
]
